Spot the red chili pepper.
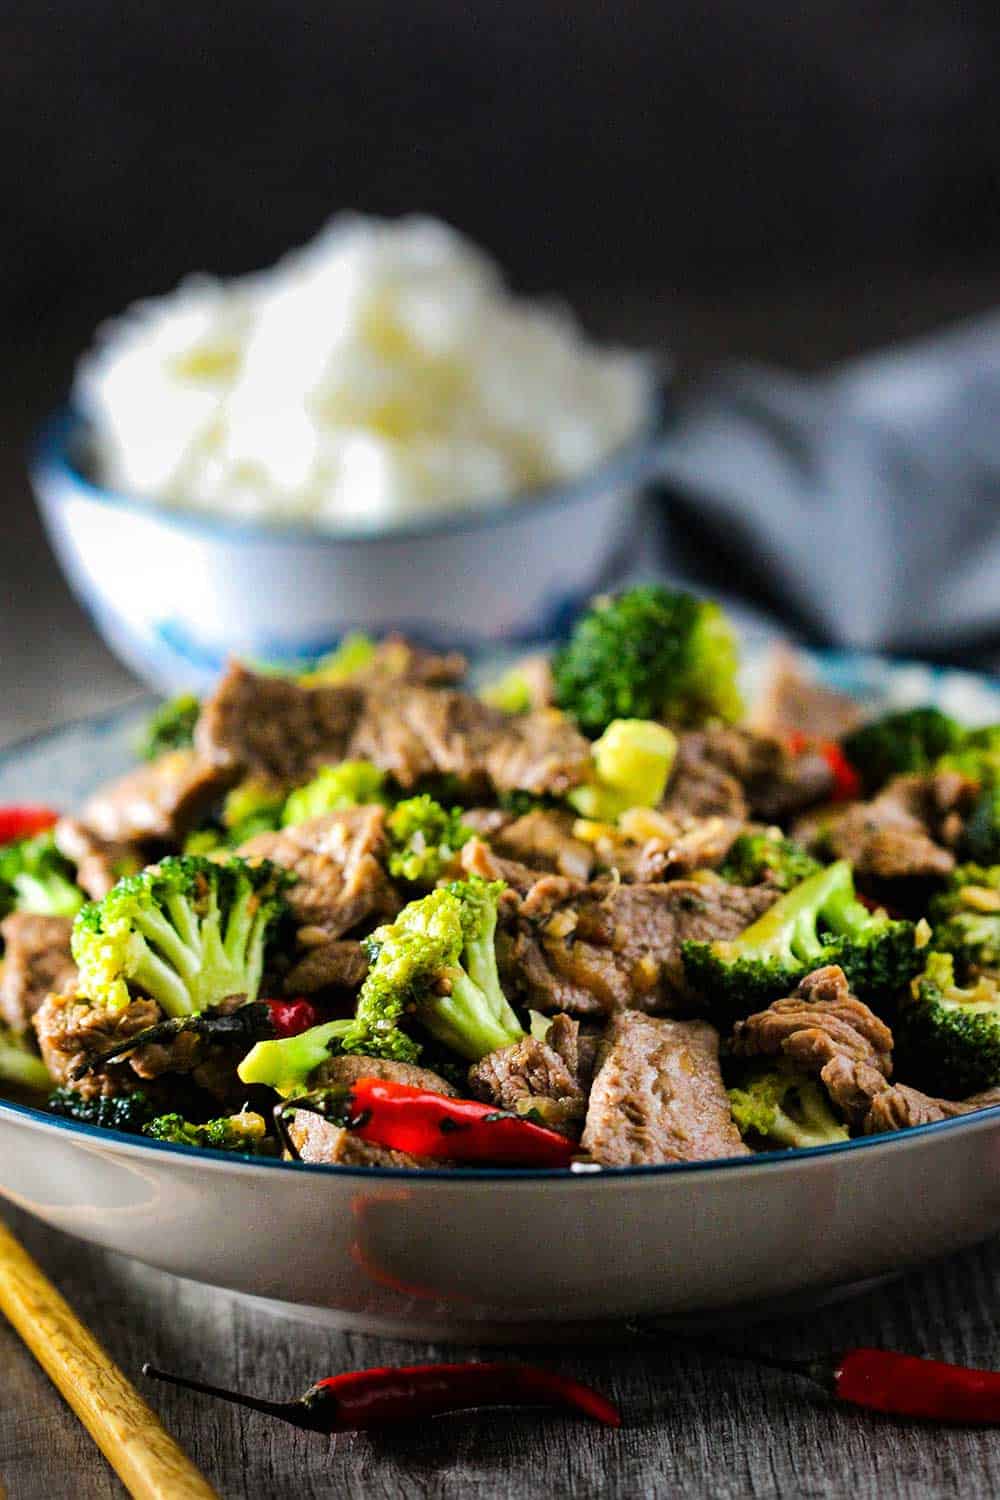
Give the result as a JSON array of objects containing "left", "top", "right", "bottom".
[
  {"left": 143, "top": 1361, "right": 621, "bottom": 1429},
  {"left": 282, "top": 1077, "right": 577, "bottom": 1167},
  {"left": 784, "top": 734, "right": 860, "bottom": 803},
  {"left": 264, "top": 998, "right": 321, "bottom": 1039},
  {"left": 0, "top": 805, "right": 60, "bottom": 845}
]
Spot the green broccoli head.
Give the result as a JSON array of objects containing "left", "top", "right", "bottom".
[
  {"left": 282, "top": 761, "right": 387, "bottom": 827},
  {"left": 728, "top": 1062, "right": 849, "bottom": 1149},
  {"left": 142, "top": 1110, "right": 271, "bottom": 1152},
  {"left": 682, "top": 859, "right": 922, "bottom": 1019},
  {"left": 71, "top": 855, "right": 291, "bottom": 1017},
  {"left": 344, "top": 876, "right": 524, "bottom": 1065},
  {"left": 47, "top": 1087, "right": 156, "bottom": 1131},
  {"left": 718, "top": 829, "right": 823, "bottom": 892},
  {"left": 895, "top": 950, "right": 1000, "bottom": 1096},
  {"left": 139, "top": 693, "right": 201, "bottom": 761},
  {"left": 551, "top": 586, "right": 742, "bottom": 737},
  {"left": 386, "top": 795, "right": 473, "bottom": 885},
  {"left": 0, "top": 1026, "right": 52, "bottom": 1092},
  {"left": 0, "top": 832, "right": 84, "bottom": 920},
  {"left": 841, "top": 706, "right": 965, "bottom": 795},
  {"left": 929, "top": 864, "right": 1000, "bottom": 974}
]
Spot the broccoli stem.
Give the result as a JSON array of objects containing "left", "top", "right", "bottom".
[{"left": 724, "top": 860, "right": 854, "bottom": 960}]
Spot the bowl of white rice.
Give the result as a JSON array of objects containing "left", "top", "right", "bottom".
[{"left": 31, "top": 215, "right": 663, "bottom": 692}]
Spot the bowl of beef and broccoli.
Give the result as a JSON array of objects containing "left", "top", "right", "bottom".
[{"left": 4, "top": 588, "right": 1000, "bottom": 1336}]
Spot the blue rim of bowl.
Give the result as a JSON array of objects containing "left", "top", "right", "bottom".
[
  {"left": 4, "top": 690, "right": 1000, "bottom": 1182},
  {"left": 30, "top": 378, "right": 669, "bottom": 549}
]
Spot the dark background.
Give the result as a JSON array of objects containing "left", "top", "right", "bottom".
[
  {"left": 6, "top": 0, "right": 1000, "bottom": 342},
  {"left": 3, "top": 2, "right": 1000, "bottom": 741}
]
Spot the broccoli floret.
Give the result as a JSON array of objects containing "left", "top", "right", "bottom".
[
  {"left": 568, "top": 719, "right": 678, "bottom": 821},
  {"left": 552, "top": 586, "right": 742, "bottom": 737},
  {"left": 345, "top": 876, "right": 524, "bottom": 1065},
  {"left": 142, "top": 1110, "right": 270, "bottom": 1152},
  {"left": 895, "top": 951, "right": 1000, "bottom": 1096},
  {"left": 929, "top": 864, "right": 1000, "bottom": 974},
  {"left": 222, "top": 779, "right": 285, "bottom": 842},
  {"left": 47, "top": 1086, "right": 156, "bottom": 1132},
  {"left": 0, "top": 832, "right": 84, "bottom": 919},
  {"left": 682, "top": 859, "right": 922, "bottom": 1019},
  {"left": 719, "top": 830, "right": 823, "bottom": 892},
  {"left": 71, "top": 855, "right": 290, "bottom": 1017},
  {"left": 299, "top": 632, "right": 377, "bottom": 685},
  {"left": 282, "top": 762, "right": 387, "bottom": 827},
  {"left": 958, "top": 780, "right": 1000, "bottom": 866},
  {"left": 841, "top": 706, "right": 965, "bottom": 795},
  {"left": 479, "top": 665, "right": 534, "bottom": 714},
  {"left": 238, "top": 1018, "right": 354, "bottom": 1096},
  {"left": 0, "top": 1026, "right": 51, "bottom": 1092},
  {"left": 386, "top": 795, "right": 473, "bottom": 885},
  {"left": 728, "top": 1062, "right": 849, "bottom": 1149},
  {"left": 139, "top": 693, "right": 201, "bottom": 761}
]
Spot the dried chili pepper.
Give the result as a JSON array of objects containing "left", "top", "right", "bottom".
[
  {"left": 277, "top": 1078, "right": 577, "bottom": 1167},
  {"left": 784, "top": 733, "right": 861, "bottom": 803},
  {"left": 143, "top": 1361, "right": 621, "bottom": 1429},
  {"left": 71, "top": 998, "right": 319, "bottom": 1080},
  {"left": 0, "top": 805, "right": 60, "bottom": 845}
]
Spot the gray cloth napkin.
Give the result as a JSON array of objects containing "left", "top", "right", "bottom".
[{"left": 650, "top": 311, "right": 1000, "bottom": 668}]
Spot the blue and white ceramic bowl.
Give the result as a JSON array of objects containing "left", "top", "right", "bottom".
[
  {"left": 31, "top": 400, "right": 666, "bottom": 695},
  {"left": 3, "top": 648, "right": 1000, "bottom": 1341}
]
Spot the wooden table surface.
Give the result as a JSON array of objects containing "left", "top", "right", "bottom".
[{"left": 3, "top": 272, "right": 1000, "bottom": 1498}]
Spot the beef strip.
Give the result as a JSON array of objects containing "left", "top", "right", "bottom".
[
  {"left": 287, "top": 1110, "right": 441, "bottom": 1168},
  {"left": 688, "top": 725, "right": 834, "bottom": 822},
  {"left": 32, "top": 992, "right": 162, "bottom": 1098},
  {"left": 500, "top": 877, "right": 779, "bottom": 1017},
  {"left": 349, "top": 635, "right": 467, "bottom": 688},
  {"left": 0, "top": 913, "right": 78, "bottom": 1032},
  {"left": 282, "top": 939, "right": 369, "bottom": 996},
  {"left": 197, "top": 663, "right": 366, "bottom": 785},
  {"left": 794, "top": 772, "right": 978, "bottom": 882},
  {"left": 468, "top": 1023, "right": 587, "bottom": 1134},
  {"left": 459, "top": 836, "right": 551, "bottom": 898},
  {"left": 79, "top": 750, "right": 235, "bottom": 845},
  {"left": 748, "top": 644, "right": 864, "bottom": 740},
  {"left": 308, "top": 1054, "right": 459, "bottom": 1096},
  {"left": 662, "top": 735, "right": 747, "bottom": 821},
  {"left": 491, "top": 810, "right": 595, "bottom": 881},
  {"left": 584, "top": 809, "right": 742, "bottom": 883},
  {"left": 581, "top": 1012, "right": 748, "bottom": 1165},
  {"left": 729, "top": 964, "right": 894, "bottom": 1127},
  {"left": 54, "top": 817, "right": 142, "bottom": 899},
  {"left": 238, "top": 807, "right": 400, "bottom": 937},
  {"left": 199, "top": 665, "right": 591, "bottom": 798},
  {"left": 863, "top": 1084, "right": 1000, "bottom": 1135}
]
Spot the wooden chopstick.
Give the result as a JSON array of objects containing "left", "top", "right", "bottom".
[{"left": 0, "top": 1217, "right": 220, "bottom": 1500}]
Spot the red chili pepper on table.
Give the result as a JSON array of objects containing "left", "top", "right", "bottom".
[
  {"left": 278, "top": 1077, "right": 578, "bottom": 1168},
  {"left": 0, "top": 805, "right": 60, "bottom": 845},
  {"left": 143, "top": 1361, "right": 621, "bottom": 1430}
]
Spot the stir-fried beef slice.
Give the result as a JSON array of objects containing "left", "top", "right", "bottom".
[
  {"left": 54, "top": 817, "right": 142, "bottom": 899},
  {"left": 661, "top": 734, "right": 747, "bottom": 821},
  {"left": 691, "top": 725, "right": 835, "bottom": 822},
  {"left": 730, "top": 964, "right": 894, "bottom": 1127},
  {"left": 282, "top": 939, "right": 369, "bottom": 996},
  {"left": 239, "top": 807, "right": 400, "bottom": 937},
  {"left": 491, "top": 809, "right": 595, "bottom": 881},
  {"left": 749, "top": 644, "right": 864, "bottom": 740},
  {"left": 459, "top": 837, "right": 549, "bottom": 898},
  {"left": 501, "top": 878, "right": 779, "bottom": 1017},
  {"left": 80, "top": 749, "right": 236, "bottom": 845},
  {"left": 796, "top": 772, "right": 978, "bottom": 882},
  {"left": 483, "top": 709, "right": 593, "bottom": 798},
  {"left": 309, "top": 1054, "right": 459, "bottom": 1096},
  {"left": 468, "top": 1030, "right": 587, "bottom": 1134},
  {"left": 287, "top": 1110, "right": 441, "bottom": 1168},
  {"left": 0, "top": 913, "right": 78, "bottom": 1032},
  {"left": 33, "top": 992, "right": 162, "bottom": 1098},
  {"left": 462, "top": 808, "right": 515, "bottom": 839},
  {"left": 863, "top": 1083, "right": 1000, "bottom": 1135},
  {"left": 197, "top": 663, "right": 366, "bottom": 785},
  {"left": 581, "top": 1012, "right": 749, "bottom": 1165}
]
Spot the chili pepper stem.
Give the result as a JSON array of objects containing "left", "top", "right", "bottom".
[{"left": 142, "top": 1365, "right": 302, "bottom": 1426}]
